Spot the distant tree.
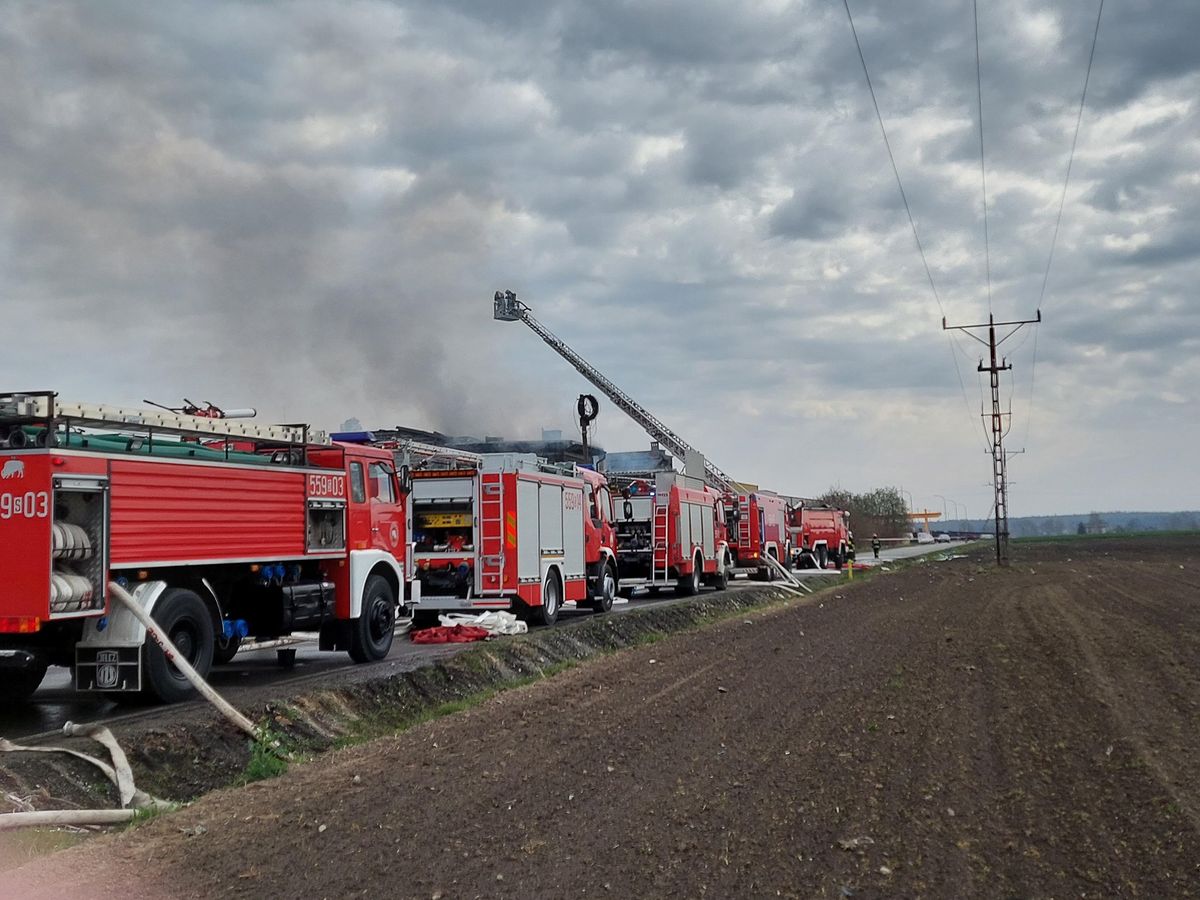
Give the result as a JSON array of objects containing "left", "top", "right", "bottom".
[
  {"left": 1077, "top": 521, "right": 1086, "bottom": 535},
  {"left": 339, "top": 417, "right": 365, "bottom": 433}
]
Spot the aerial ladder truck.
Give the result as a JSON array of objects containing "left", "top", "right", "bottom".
[{"left": 493, "top": 290, "right": 802, "bottom": 588}]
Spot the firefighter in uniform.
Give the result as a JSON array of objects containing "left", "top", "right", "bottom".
[{"left": 871, "top": 533, "right": 881, "bottom": 559}]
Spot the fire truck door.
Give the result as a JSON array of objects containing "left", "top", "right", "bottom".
[{"left": 367, "top": 461, "right": 405, "bottom": 558}]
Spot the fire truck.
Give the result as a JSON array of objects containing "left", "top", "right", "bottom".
[
  {"left": 727, "top": 490, "right": 791, "bottom": 580},
  {"left": 790, "top": 505, "right": 851, "bottom": 570},
  {"left": 406, "top": 453, "right": 618, "bottom": 626},
  {"left": 612, "top": 472, "right": 730, "bottom": 596},
  {"left": 0, "top": 392, "right": 414, "bottom": 703}
]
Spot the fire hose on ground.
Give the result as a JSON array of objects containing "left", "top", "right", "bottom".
[{"left": 0, "top": 581, "right": 267, "bottom": 831}]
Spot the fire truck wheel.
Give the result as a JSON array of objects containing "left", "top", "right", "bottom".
[
  {"left": 591, "top": 562, "right": 617, "bottom": 613},
  {"left": 212, "top": 635, "right": 241, "bottom": 665},
  {"left": 144, "top": 588, "right": 215, "bottom": 704},
  {"left": 817, "top": 546, "right": 829, "bottom": 569},
  {"left": 676, "top": 554, "right": 701, "bottom": 596},
  {"left": 533, "top": 571, "right": 562, "bottom": 626},
  {"left": 711, "top": 565, "right": 729, "bottom": 592},
  {"left": 0, "top": 664, "right": 48, "bottom": 702},
  {"left": 350, "top": 575, "right": 396, "bottom": 663}
]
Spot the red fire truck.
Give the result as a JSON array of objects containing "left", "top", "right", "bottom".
[
  {"left": 408, "top": 453, "right": 618, "bottom": 626},
  {"left": 612, "top": 472, "right": 730, "bottom": 596},
  {"left": 727, "top": 489, "right": 791, "bottom": 580},
  {"left": 790, "top": 505, "right": 851, "bottom": 570},
  {"left": 0, "top": 393, "right": 414, "bottom": 703}
]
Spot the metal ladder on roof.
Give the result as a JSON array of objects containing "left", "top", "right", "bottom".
[
  {"left": 478, "top": 473, "right": 505, "bottom": 594},
  {"left": 651, "top": 502, "right": 671, "bottom": 584}
]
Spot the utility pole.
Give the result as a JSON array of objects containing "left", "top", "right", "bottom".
[{"left": 943, "top": 311, "right": 1041, "bottom": 566}]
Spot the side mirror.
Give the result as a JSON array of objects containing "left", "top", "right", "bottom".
[
  {"left": 623, "top": 500, "right": 633, "bottom": 521},
  {"left": 397, "top": 464, "right": 412, "bottom": 495}
]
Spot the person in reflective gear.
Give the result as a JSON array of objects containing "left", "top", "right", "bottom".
[{"left": 871, "top": 534, "right": 881, "bottom": 559}]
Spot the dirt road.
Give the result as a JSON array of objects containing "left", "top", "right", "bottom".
[{"left": 7, "top": 536, "right": 1200, "bottom": 898}]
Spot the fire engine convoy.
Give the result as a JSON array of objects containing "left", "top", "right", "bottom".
[{"left": 0, "top": 390, "right": 850, "bottom": 706}]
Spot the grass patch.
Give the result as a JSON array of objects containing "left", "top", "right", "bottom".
[{"left": 238, "top": 728, "right": 291, "bottom": 784}]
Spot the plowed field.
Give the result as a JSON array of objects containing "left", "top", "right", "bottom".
[{"left": 7, "top": 536, "right": 1200, "bottom": 898}]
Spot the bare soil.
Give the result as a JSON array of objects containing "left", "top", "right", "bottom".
[{"left": 6, "top": 536, "right": 1200, "bottom": 898}]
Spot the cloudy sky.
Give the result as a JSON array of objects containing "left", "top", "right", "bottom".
[{"left": 2, "top": 0, "right": 1197, "bottom": 518}]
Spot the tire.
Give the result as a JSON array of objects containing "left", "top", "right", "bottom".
[
  {"left": 764, "top": 550, "right": 778, "bottom": 582},
  {"left": 676, "top": 554, "right": 701, "bottom": 596},
  {"left": 711, "top": 564, "right": 729, "bottom": 592},
  {"left": 212, "top": 634, "right": 241, "bottom": 665},
  {"left": 349, "top": 574, "right": 397, "bottom": 663},
  {"left": 532, "top": 571, "right": 562, "bottom": 627},
  {"left": 0, "top": 664, "right": 48, "bottom": 702},
  {"left": 591, "top": 561, "right": 617, "bottom": 614},
  {"left": 817, "top": 546, "right": 829, "bottom": 569},
  {"left": 144, "top": 588, "right": 215, "bottom": 704}
]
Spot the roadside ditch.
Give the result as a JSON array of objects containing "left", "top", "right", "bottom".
[{"left": 0, "top": 581, "right": 839, "bottom": 831}]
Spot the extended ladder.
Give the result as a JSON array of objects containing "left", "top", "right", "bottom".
[{"left": 494, "top": 291, "right": 740, "bottom": 495}]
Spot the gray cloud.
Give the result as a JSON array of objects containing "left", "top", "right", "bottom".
[{"left": 2, "top": 0, "right": 1197, "bottom": 515}]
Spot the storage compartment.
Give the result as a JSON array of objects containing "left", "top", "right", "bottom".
[
  {"left": 306, "top": 500, "right": 346, "bottom": 552},
  {"left": 413, "top": 501, "right": 475, "bottom": 552},
  {"left": 50, "top": 478, "right": 108, "bottom": 615}
]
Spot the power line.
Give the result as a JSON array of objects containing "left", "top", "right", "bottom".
[
  {"left": 1025, "top": 0, "right": 1103, "bottom": 459},
  {"left": 973, "top": 0, "right": 993, "bottom": 314},
  {"left": 842, "top": 0, "right": 982, "bottom": 439},
  {"left": 841, "top": 0, "right": 945, "bottom": 319},
  {"left": 1037, "top": 0, "right": 1105, "bottom": 309}
]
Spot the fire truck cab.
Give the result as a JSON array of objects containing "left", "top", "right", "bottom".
[
  {"left": 409, "top": 454, "right": 618, "bottom": 626},
  {"left": 0, "top": 392, "right": 414, "bottom": 704},
  {"left": 612, "top": 472, "right": 730, "bottom": 596}
]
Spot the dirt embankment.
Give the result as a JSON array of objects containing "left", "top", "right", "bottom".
[
  {"left": 0, "top": 585, "right": 798, "bottom": 824},
  {"left": 7, "top": 536, "right": 1200, "bottom": 898}
]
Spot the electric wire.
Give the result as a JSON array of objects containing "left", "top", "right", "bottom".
[
  {"left": 841, "top": 0, "right": 977, "bottom": 435},
  {"left": 1037, "top": 0, "right": 1105, "bottom": 311},
  {"left": 1025, "top": 0, "right": 1103, "bottom": 456},
  {"left": 973, "top": 0, "right": 992, "bottom": 314}
]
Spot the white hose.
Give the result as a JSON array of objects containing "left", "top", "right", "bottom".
[
  {"left": 108, "top": 581, "right": 259, "bottom": 740},
  {"left": 0, "top": 809, "right": 137, "bottom": 831}
]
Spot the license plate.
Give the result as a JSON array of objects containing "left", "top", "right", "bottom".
[{"left": 75, "top": 643, "right": 141, "bottom": 692}]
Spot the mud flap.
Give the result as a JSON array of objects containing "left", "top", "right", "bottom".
[
  {"left": 75, "top": 643, "right": 141, "bottom": 692},
  {"left": 319, "top": 619, "right": 354, "bottom": 652}
]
